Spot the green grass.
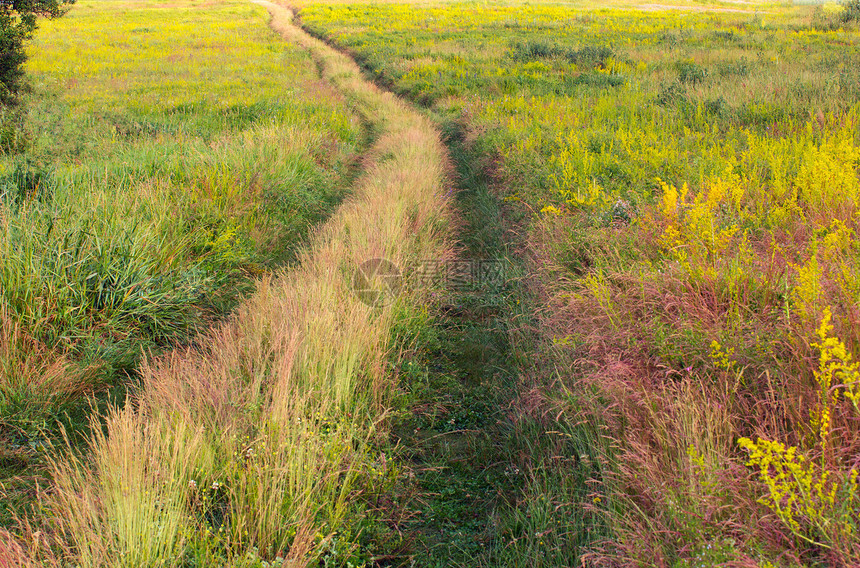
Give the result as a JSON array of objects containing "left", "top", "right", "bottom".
[
  {"left": 5, "top": 0, "right": 860, "bottom": 564},
  {"left": 370, "top": 118, "right": 607, "bottom": 567},
  {"left": 1, "top": 0, "right": 362, "bottom": 407},
  {"left": 2, "top": 1, "right": 455, "bottom": 564},
  {"left": 382, "top": 123, "right": 523, "bottom": 566},
  {"left": 1, "top": 0, "right": 364, "bottom": 539},
  {"left": 301, "top": 1, "right": 860, "bottom": 565}
]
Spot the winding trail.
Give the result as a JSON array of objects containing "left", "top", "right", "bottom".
[
  {"left": 16, "top": 2, "right": 455, "bottom": 566},
  {"left": 251, "top": 0, "right": 423, "bottom": 139},
  {"left": 254, "top": 4, "right": 534, "bottom": 565}
]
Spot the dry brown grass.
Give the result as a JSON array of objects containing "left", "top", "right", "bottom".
[
  {"left": 0, "top": 307, "right": 97, "bottom": 427},
  {"left": 527, "top": 206, "right": 860, "bottom": 564}
]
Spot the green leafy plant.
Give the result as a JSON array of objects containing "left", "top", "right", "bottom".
[
  {"left": 0, "top": 0, "right": 71, "bottom": 103},
  {"left": 842, "top": 0, "right": 860, "bottom": 23}
]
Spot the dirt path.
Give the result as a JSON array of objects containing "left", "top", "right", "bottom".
[
  {"left": 251, "top": 0, "right": 418, "bottom": 127},
  {"left": 4, "top": 2, "right": 455, "bottom": 565},
  {"left": 386, "top": 125, "right": 533, "bottom": 566},
  {"left": 251, "top": 4, "right": 535, "bottom": 565}
]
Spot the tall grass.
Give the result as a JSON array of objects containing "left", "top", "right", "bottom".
[
  {"left": 0, "top": 0, "right": 362, "bottom": 442},
  {"left": 7, "top": 1, "right": 453, "bottom": 565},
  {"left": 0, "top": 306, "right": 96, "bottom": 435},
  {"left": 302, "top": 1, "right": 860, "bottom": 564}
]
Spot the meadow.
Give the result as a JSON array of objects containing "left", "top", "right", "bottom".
[
  {"left": 0, "top": 0, "right": 404, "bottom": 563},
  {"left": 1, "top": 0, "right": 460, "bottom": 563},
  {"left": 299, "top": 1, "right": 860, "bottom": 565},
  {"left": 0, "top": 0, "right": 365, "bottom": 437},
  {"left": 4, "top": 0, "right": 860, "bottom": 565}
]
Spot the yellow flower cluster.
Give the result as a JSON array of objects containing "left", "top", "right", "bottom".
[
  {"left": 300, "top": 0, "right": 860, "bottom": 556},
  {"left": 737, "top": 436, "right": 835, "bottom": 536},
  {"left": 740, "top": 309, "right": 860, "bottom": 545},
  {"left": 813, "top": 307, "right": 860, "bottom": 411},
  {"left": 657, "top": 177, "right": 745, "bottom": 282},
  {"left": 708, "top": 341, "right": 735, "bottom": 372}
]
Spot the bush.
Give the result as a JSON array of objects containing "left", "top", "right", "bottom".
[
  {"left": 843, "top": 0, "right": 860, "bottom": 22},
  {"left": 676, "top": 60, "right": 708, "bottom": 85},
  {"left": 0, "top": 0, "right": 70, "bottom": 104},
  {"left": 511, "top": 39, "right": 563, "bottom": 61},
  {"left": 566, "top": 45, "right": 615, "bottom": 68},
  {"left": 510, "top": 41, "right": 616, "bottom": 70},
  {"left": 656, "top": 81, "right": 687, "bottom": 106}
]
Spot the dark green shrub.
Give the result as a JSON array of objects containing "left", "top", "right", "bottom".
[
  {"left": 510, "top": 41, "right": 616, "bottom": 70},
  {"left": 716, "top": 59, "right": 750, "bottom": 78},
  {"left": 842, "top": 0, "right": 860, "bottom": 22},
  {"left": 0, "top": 0, "right": 71, "bottom": 104},
  {"left": 656, "top": 82, "right": 687, "bottom": 106},
  {"left": 566, "top": 45, "right": 615, "bottom": 68},
  {"left": 510, "top": 40, "right": 563, "bottom": 61},
  {"left": 677, "top": 60, "right": 708, "bottom": 85},
  {"left": 705, "top": 96, "right": 729, "bottom": 118}
]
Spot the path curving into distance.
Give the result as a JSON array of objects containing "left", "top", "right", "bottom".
[
  {"left": 261, "top": 6, "right": 537, "bottom": 566},
  {"left": 278, "top": 4, "right": 538, "bottom": 565},
  {"left": 11, "top": 2, "right": 454, "bottom": 566}
]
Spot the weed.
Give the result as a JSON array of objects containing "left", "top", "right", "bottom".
[{"left": 676, "top": 59, "right": 708, "bottom": 85}]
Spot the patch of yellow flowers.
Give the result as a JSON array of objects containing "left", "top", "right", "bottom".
[{"left": 740, "top": 308, "right": 860, "bottom": 546}]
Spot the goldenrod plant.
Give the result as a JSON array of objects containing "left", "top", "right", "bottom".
[{"left": 301, "top": 0, "right": 860, "bottom": 564}]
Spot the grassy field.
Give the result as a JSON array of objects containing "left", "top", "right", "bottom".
[
  {"left": 0, "top": 0, "right": 364, "bottom": 438},
  {"left": 0, "top": 0, "right": 388, "bottom": 562},
  {"left": 299, "top": 1, "right": 860, "bottom": 565},
  {"left": 1, "top": 0, "right": 458, "bottom": 564},
  {"left": 4, "top": 0, "right": 860, "bottom": 565}
]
